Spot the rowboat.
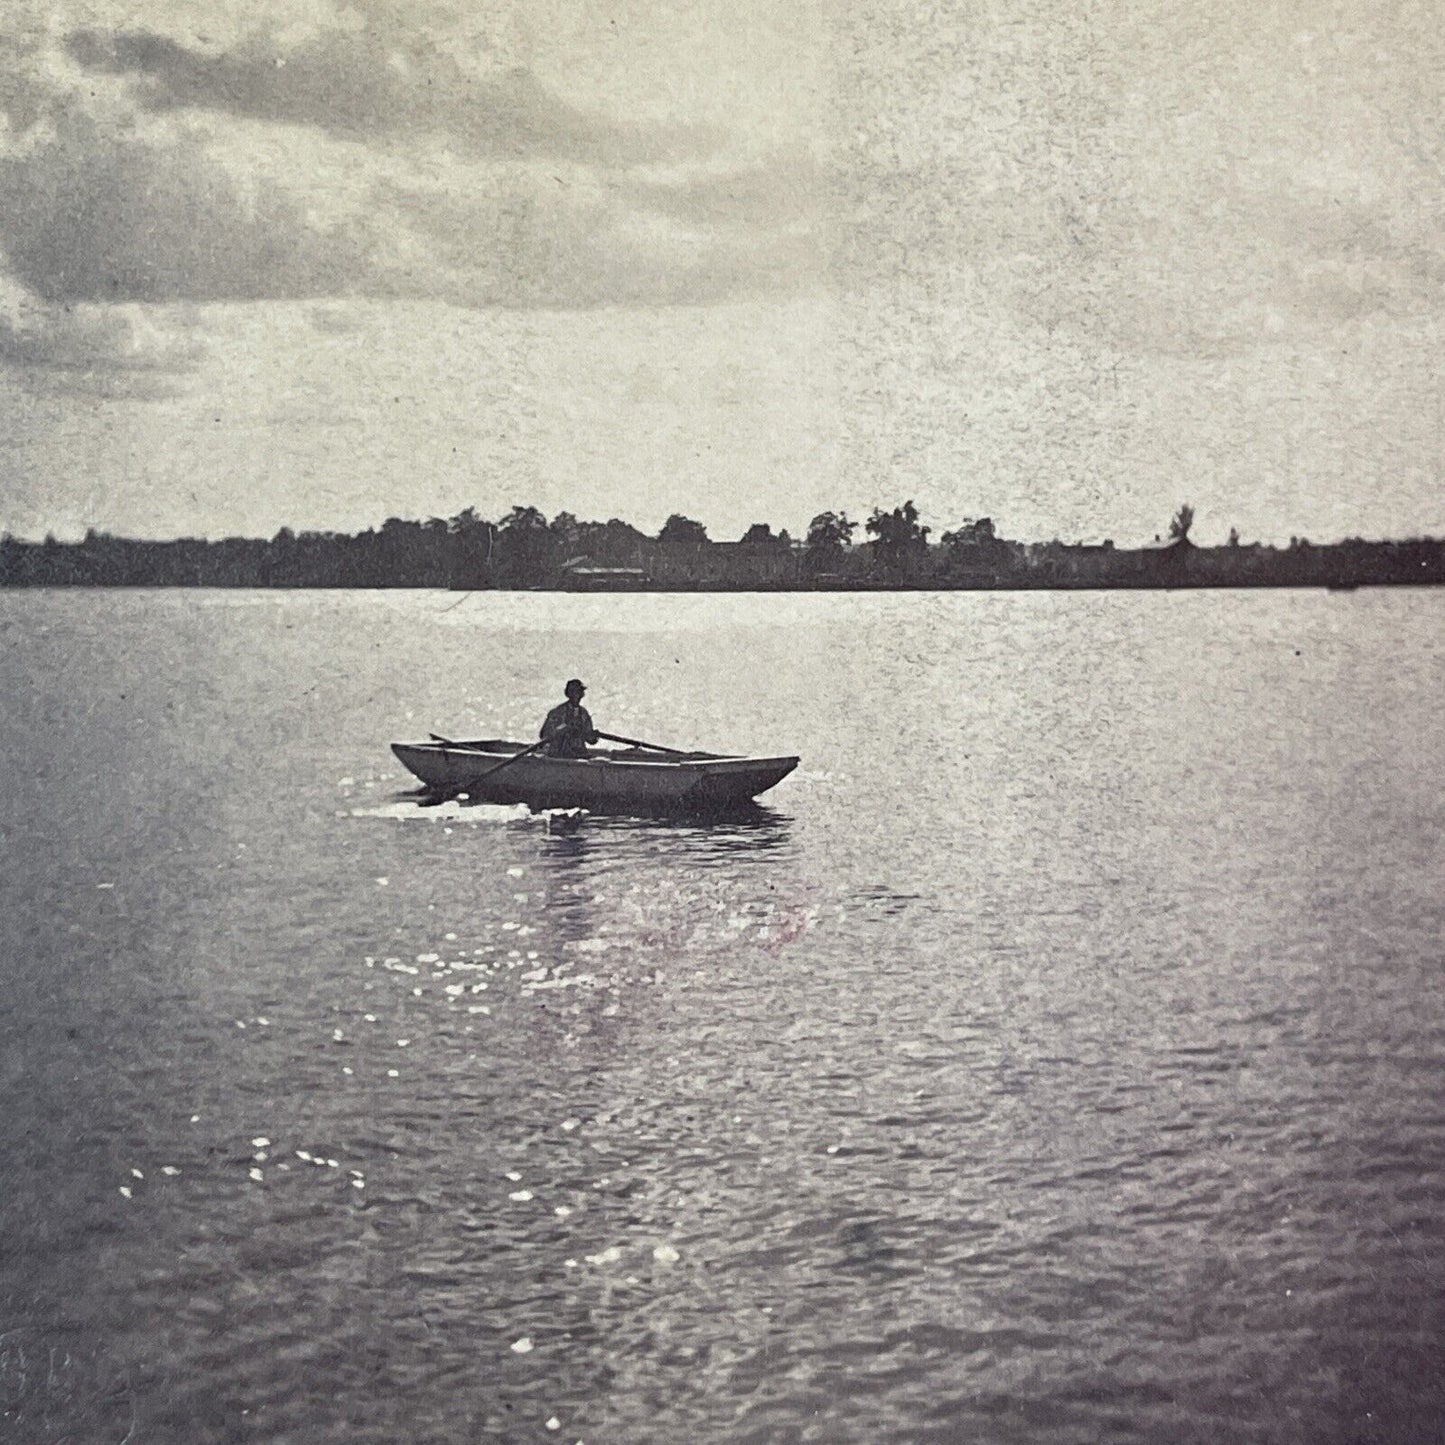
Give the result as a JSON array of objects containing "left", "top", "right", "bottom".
[{"left": 390, "top": 738, "right": 800, "bottom": 814}]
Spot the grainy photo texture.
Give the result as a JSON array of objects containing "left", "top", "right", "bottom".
[{"left": 1, "top": 3, "right": 1442, "bottom": 1442}]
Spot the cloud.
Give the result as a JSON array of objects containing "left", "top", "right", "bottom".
[
  {"left": 0, "top": 294, "right": 204, "bottom": 395},
  {"left": 0, "top": 103, "right": 821, "bottom": 312},
  {"left": 0, "top": 16, "right": 820, "bottom": 325},
  {"left": 379, "top": 164, "right": 825, "bottom": 309},
  {"left": 309, "top": 305, "right": 364, "bottom": 333},
  {"left": 0, "top": 116, "right": 379, "bottom": 303},
  {"left": 1077, "top": 188, "right": 1445, "bottom": 356},
  {"left": 64, "top": 26, "right": 716, "bottom": 166},
  {"left": 0, "top": 31, "right": 57, "bottom": 135},
  {"left": 626, "top": 150, "right": 826, "bottom": 234}
]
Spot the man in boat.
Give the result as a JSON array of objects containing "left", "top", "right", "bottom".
[{"left": 540, "top": 678, "right": 600, "bottom": 758}]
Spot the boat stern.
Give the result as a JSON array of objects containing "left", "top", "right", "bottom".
[{"left": 687, "top": 754, "right": 800, "bottom": 810}]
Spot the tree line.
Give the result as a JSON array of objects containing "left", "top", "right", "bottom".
[{"left": 2, "top": 502, "right": 1443, "bottom": 589}]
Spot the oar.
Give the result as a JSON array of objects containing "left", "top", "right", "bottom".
[
  {"left": 429, "top": 732, "right": 497, "bottom": 752},
  {"left": 436, "top": 728, "right": 691, "bottom": 757},
  {"left": 423, "top": 736, "right": 550, "bottom": 803},
  {"left": 594, "top": 730, "right": 693, "bottom": 756}
]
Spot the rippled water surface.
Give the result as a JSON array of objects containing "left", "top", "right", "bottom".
[{"left": 2, "top": 588, "right": 1443, "bottom": 1444}]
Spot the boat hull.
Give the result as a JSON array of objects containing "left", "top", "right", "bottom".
[{"left": 390, "top": 741, "right": 799, "bottom": 814}]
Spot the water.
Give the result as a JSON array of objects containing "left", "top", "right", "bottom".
[{"left": 1, "top": 588, "right": 1442, "bottom": 1444}]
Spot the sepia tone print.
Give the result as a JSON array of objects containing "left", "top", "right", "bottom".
[{"left": 1, "top": 3, "right": 1442, "bottom": 1443}]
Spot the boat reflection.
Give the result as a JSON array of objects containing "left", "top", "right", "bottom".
[
  {"left": 538, "top": 827, "right": 794, "bottom": 966},
  {"left": 392, "top": 785, "right": 794, "bottom": 854},
  {"left": 394, "top": 783, "right": 793, "bottom": 832},
  {"left": 537, "top": 803, "right": 793, "bottom": 860}
]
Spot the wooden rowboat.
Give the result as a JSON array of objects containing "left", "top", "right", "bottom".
[{"left": 390, "top": 738, "right": 799, "bottom": 814}]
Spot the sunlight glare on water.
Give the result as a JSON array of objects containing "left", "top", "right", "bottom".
[{"left": 0, "top": 588, "right": 1442, "bottom": 1443}]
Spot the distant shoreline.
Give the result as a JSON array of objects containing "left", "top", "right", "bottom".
[
  {"left": 0, "top": 575, "right": 1439, "bottom": 593},
  {"left": 5, "top": 516, "right": 1443, "bottom": 592}
]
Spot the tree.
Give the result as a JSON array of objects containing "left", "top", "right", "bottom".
[
  {"left": 449, "top": 506, "right": 494, "bottom": 551},
  {"left": 447, "top": 507, "right": 496, "bottom": 586},
  {"left": 592, "top": 518, "right": 649, "bottom": 566},
  {"left": 496, "top": 505, "right": 557, "bottom": 583},
  {"left": 657, "top": 514, "right": 709, "bottom": 548},
  {"left": 805, "top": 511, "right": 856, "bottom": 552},
  {"left": 500, "top": 505, "right": 548, "bottom": 534},
  {"left": 941, "top": 517, "right": 997, "bottom": 548},
  {"left": 1169, "top": 504, "right": 1195, "bottom": 544},
  {"left": 739, "top": 522, "right": 789, "bottom": 549},
  {"left": 803, "top": 511, "right": 855, "bottom": 576},
  {"left": 865, "top": 500, "right": 930, "bottom": 572},
  {"left": 1227, "top": 526, "right": 1240, "bottom": 547},
  {"left": 549, "top": 511, "right": 583, "bottom": 551}
]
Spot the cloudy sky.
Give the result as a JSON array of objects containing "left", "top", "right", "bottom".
[{"left": 0, "top": 0, "right": 1440, "bottom": 544}]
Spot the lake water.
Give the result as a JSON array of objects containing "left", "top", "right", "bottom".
[{"left": 1, "top": 588, "right": 1442, "bottom": 1444}]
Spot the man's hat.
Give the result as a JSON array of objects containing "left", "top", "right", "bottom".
[{"left": 565, "top": 678, "right": 586, "bottom": 696}]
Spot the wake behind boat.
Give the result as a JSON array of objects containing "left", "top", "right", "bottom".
[{"left": 391, "top": 736, "right": 800, "bottom": 814}]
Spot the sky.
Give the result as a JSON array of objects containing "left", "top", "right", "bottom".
[{"left": 0, "top": 0, "right": 1441, "bottom": 545}]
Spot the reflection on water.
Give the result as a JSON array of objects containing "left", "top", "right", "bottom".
[
  {"left": 1, "top": 588, "right": 1443, "bottom": 1445},
  {"left": 536, "top": 804, "right": 794, "bottom": 854}
]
